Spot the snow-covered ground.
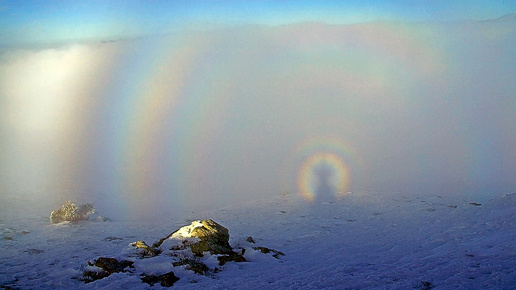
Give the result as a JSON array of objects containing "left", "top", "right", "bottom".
[{"left": 1, "top": 191, "right": 515, "bottom": 289}]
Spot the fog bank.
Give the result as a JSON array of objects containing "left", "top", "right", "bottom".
[{"left": 1, "top": 18, "right": 515, "bottom": 219}]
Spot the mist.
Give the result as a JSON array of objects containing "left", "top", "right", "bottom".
[{"left": 1, "top": 18, "right": 515, "bottom": 220}]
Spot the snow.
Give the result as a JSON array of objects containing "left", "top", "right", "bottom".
[
  {"left": 1, "top": 191, "right": 515, "bottom": 289},
  {"left": 172, "top": 221, "right": 204, "bottom": 239}
]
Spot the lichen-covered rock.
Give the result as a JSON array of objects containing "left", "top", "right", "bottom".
[
  {"left": 155, "top": 219, "right": 233, "bottom": 256},
  {"left": 50, "top": 201, "right": 95, "bottom": 223},
  {"left": 190, "top": 219, "right": 233, "bottom": 255}
]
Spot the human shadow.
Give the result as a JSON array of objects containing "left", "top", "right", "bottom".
[{"left": 313, "top": 164, "right": 336, "bottom": 203}]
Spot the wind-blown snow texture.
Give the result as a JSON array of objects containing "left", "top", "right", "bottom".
[{"left": 1, "top": 192, "right": 514, "bottom": 289}]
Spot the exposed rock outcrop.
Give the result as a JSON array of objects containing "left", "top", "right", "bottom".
[{"left": 82, "top": 218, "right": 283, "bottom": 285}]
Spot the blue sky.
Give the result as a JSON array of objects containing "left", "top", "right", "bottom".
[{"left": 1, "top": 0, "right": 516, "bottom": 46}]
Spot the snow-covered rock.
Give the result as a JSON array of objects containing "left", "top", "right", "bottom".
[
  {"left": 155, "top": 219, "right": 233, "bottom": 256},
  {"left": 76, "top": 218, "right": 283, "bottom": 286}
]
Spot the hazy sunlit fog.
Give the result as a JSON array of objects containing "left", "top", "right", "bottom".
[{"left": 1, "top": 17, "right": 515, "bottom": 219}]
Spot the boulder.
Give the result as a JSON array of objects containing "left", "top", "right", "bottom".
[
  {"left": 50, "top": 201, "right": 95, "bottom": 223},
  {"left": 155, "top": 219, "right": 233, "bottom": 256},
  {"left": 190, "top": 219, "right": 233, "bottom": 255}
]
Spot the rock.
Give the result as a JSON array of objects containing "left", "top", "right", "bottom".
[
  {"left": 24, "top": 249, "right": 44, "bottom": 255},
  {"left": 141, "top": 275, "right": 159, "bottom": 286},
  {"left": 82, "top": 268, "right": 111, "bottom": 283},
  {"left": 186, "top": 261, "right": 209, "bottom": 275},
  {"left": 104, "top": 236, "right": 123, "bottom": 241},
  {"left": 190, "top": 219, "right": 233, "bottom": 255},
  {"left": 160, "top": 272, "right": 180, "bottom": 287},
  {"left": 131, "top": 240, "right": 160, "bottom": 257},
  {"left": 172, "top": 258, "right": 210, "bottom": 275},
  {"left": 50, "top": 201, "right": 95, "bottom": 223},
  {"left": 253, "top": 246, "right": 285, "bottom": 259},
  {"left": 84, "top": 219, "right": 284, "bottom": 284},
  {"left": 93, "top": 257, "right": 120, "bottom": 273},
  {"left": 419, "top": 280, "right": 434, "bottom": 290},
  {"left": 82, "top": 257, "right": 134, "bottom": 283},
  {"left": 141, "top": 271, "right": 179, "bottom": 287},
  {"left": 217, "top": 252, "right": 247, "bottom": 266},
  {"left": 155, "top": 219, "right": 233, "bottom": 256},
  {"left": 93, "top": 257, "right": 133, "bottom": 273}
]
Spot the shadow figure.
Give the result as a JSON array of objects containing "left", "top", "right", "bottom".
[{"left": 313, "top": 164, "right": 336, "bottom": 203}]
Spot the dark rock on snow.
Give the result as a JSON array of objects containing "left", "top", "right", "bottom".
[
  {"left": 82, "top": 257, "right": 134, "bottom": 283},
  {"left": 173, "top": 259, "right": 210, "bottom": 275},
  {"left": 141, "top": 271, "right": 179, "bottom": 287},
  {"left": 217, "top": 251, "right": 247, "bottom": 266},
  {"left": 253, "top": 246, "right": 285, "bottom": 259},
  {"left": 93, "top": 257, "right": 134, "bottom": 273}
]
